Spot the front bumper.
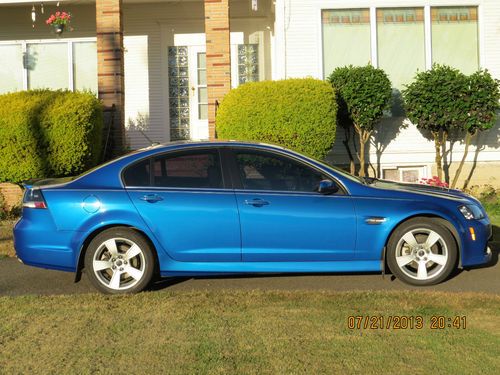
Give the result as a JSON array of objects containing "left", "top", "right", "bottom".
[{"left": 460, "top": 218, "right": 493, "bottom": 267}]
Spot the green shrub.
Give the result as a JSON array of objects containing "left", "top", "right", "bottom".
[
  {"left": 40, "top": 92, "right": 103, "bottom": 176},
  {"left": 216, "top": 78, "right": 337, "bottom": 160},
  {"left": 0, "top": 90, "right": 59, "bottom": 183},
  {"left": 0, "top": 90, "right": 103, "bottom": 183}
]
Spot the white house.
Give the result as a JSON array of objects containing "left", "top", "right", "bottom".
[{"left": 0, "top": 0, "right": 498, "bottom": 186}]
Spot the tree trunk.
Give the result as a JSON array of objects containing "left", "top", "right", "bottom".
[
  {"left": 441, "top": 131, "right": 449, "bottom": 184},
  {"left": 342, "top": 127, "right": 356, "bottom": 175},
  {"left": 462, "top": 132, "right": 483, "bottom": 190},
  {"left": 451, "top": 131, "right": 474, "bottom": 189},
  {"left": 356, "top": 126, "right": 371, "bottom": 178},
  {"left": 432, "top": 131, "right": 443, "bottom": 181}
]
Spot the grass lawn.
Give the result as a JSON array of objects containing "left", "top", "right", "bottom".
[{"left": 0, "top": 291, "right": 499, "bottom": 374}]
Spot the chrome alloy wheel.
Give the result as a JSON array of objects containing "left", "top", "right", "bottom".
[
  {"left": 395, "top": 228, "right": 449, "bottom": 281},
  {"left": 92, "top": 237, "right": 146, "bottom": 291}
]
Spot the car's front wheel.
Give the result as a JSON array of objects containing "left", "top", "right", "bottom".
[
  {"left": 387, "top": 218, "right": 457, "bottom": 286},
  {"left": 85, "top": 227, "right": 155, "bottom": 294}
]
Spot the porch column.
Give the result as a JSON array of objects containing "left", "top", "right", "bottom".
[
  {"left": 204, "top": 0, "right": 231, "bottom": 140},
  {"left": 96, "top": 0, "right": 125, "bottom": 155}
]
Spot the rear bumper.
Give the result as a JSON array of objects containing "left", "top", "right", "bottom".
[{"left": 13, "top": 214, "right": 77, "bottom": 272}]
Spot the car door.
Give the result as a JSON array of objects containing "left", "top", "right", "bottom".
[
  {"left": 124, "top": 147, "right": 241, "bottom": 262},
  {"left": 229, "top": 147, "right": 356, "bottom": 262}
]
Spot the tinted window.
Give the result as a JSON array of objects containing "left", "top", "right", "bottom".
[
  {"left": 235, "top": 150, "right": 328, "bottom": 192},
  {"left": 153, "top": 150, "right": 223, "bottom": 188},
  {"left": 123, "top": 159, "right": 151, "bottom": 187}
]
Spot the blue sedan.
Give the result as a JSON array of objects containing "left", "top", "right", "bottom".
[{"left": 14, "top": 142, "right": 492, "bottom": 293}]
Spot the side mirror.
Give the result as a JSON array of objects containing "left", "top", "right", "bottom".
[{"left": 318, "top": 179, "right": 339, "bottom": 195}]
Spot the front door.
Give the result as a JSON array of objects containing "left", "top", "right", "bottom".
[
  {"left": 229, "top": 148, "right": 357, "bottom": 262},
  {"left": 188, "top": 46, "right": 208, "bottom": 140},
  {"left": 167, "top": 44, "right": 208, "bottom": 142}
]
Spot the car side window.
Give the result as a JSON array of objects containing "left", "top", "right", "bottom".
[
  {"left": 123, "top": 159, "right": 151, "bottom": 187},
  {"left": 234, "top": 150, "right": 329, "bottom": 193},
  {"left": 152, "top": 149, "right": 223, "bottom": 189}
]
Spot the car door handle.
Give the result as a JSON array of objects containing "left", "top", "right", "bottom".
[
  {"left": 244, "top": 198, "right": 270, "bottom": 207},
  {"left": 139, "top": 194, "right": 163, "bottom": 203}
]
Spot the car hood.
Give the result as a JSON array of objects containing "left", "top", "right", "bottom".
[{"left": 369, "top": 179, "right": 479, "bottom": 204}]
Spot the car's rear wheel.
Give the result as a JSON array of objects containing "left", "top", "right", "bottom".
[
  {"left": 387, "top": 218, "right": 457, "bottom": 286},
  {"left": 85, "top": 227, "right": 155, "bottom": 294}
]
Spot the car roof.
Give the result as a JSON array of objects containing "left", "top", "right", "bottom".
[{"left": 133, "top": 140, "right": 287, "bottom": 155}]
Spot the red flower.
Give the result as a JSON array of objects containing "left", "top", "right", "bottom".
[{"left": 419, "top": 176, "right": 449, "bottom": 188}]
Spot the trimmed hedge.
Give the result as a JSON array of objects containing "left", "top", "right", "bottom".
[
  {"left": 39, "top": 92, "right": 103, "bottom": 176},
  {"left": 0, "top": 90, "right": 103, "bottom": 184},
  {"left": 216, "top": 78, "right": 337, "bottom": 160}
]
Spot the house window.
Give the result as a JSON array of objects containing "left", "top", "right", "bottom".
[
  {"left": 377, "top": 8, "right": 425, "bottom": 90},
  {"left": 321, "top": 9, "right": 371, "bottom": 77},
  {"left": 168, "top": 46, "right": 190, "bottom": 141},
  {"left": 73, "top": 41, "right": 98, "bottom": 92},
  {"left": 0, "top": 39, "right": 97, "bottom": 94},
  {"left": 238, "top": 44, "right": 259, "bottom": 84},
  {"left": 0, "top": 44, "right": 24, "bottom": 94},
  {"left": 321, "top": 6, "right": 480, "bottom": 89},
  {"left": 431, "top": 6, "right": 479, "bottom": 74},
  {"left": 27, "top": 43, "right": 70, "bottom": 90},
  {"left": 383, "top": 166, "right": 427, "bottom": 183}
]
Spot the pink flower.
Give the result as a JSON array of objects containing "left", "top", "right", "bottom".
[{"left": 56, "top": 11, "right": 60, "bottom": 17}]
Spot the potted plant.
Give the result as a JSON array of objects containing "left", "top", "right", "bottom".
[{"left": 45, "top": 11, "right": 72, "bottom": 35}]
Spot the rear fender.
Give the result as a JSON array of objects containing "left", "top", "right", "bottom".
[{"left": 71, "top": 211, "right": 172, "bottom": 282}]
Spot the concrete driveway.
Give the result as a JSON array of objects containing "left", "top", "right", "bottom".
[{"left": 0, "top": 252, "right": 498, "bottom": 296}]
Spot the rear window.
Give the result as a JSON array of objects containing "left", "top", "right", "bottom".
[
  {"left": 153, "top": 150, "right": 223, "bottom": 189},
  {"left": 122, "top": 149, "right": 224, "bottom": 189},
  {"left": 122, "top": 159, "right": 151, "bottom": 187}
]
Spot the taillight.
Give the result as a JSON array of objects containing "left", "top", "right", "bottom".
[{"left": 23, "top": 188, "right": 48, "bottom": 209}]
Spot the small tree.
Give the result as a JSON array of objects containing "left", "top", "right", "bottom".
[
  {"left": 402, "top": 65, "right": 466, "bottom": 181},
  {"left": 328, "top": 65, "right": 392, "bottom": 177},
  {"left": 452, "top": 70, "right": 500, "bottom": 188}
]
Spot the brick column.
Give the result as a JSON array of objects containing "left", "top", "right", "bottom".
[
  {"left": 96, "top": 0, "right": 125, "bottom": 155},
  {"left": 204, "top": 0, "right": 231, "bottom": 140}
]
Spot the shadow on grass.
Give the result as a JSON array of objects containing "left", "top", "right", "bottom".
[{"left": 148, "top": 270, "right": 392, "bottom": 292}]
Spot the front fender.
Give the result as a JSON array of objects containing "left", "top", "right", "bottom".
[{"left": 353, "top": 197, "right": 465, "bottom": 261}]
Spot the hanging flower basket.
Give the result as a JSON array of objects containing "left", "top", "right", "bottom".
[
  {"left": 46, "top": 11, "right": 72, "bottom": 35},
  {"left": 53, "top": 23, "right": 65, "bottom": 35}
]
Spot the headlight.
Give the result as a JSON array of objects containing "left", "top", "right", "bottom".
[{"left": 459, "top": 205, "right": 484, "bottom": 220}]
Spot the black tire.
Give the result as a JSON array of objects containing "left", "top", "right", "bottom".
[
  {"left": 85, "top": 227, "right": 155, "bottom": 294},
  {"left": 386, "top": 218, "right": 457, "bottom": 286}
]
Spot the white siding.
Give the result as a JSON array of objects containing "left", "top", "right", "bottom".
[{"left": 276, "top": 0, "right": 500, "bottom": 169}]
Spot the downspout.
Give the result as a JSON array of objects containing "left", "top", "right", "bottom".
[{"left": 283, "top": 0, "right": 287, "bottom": 78}]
